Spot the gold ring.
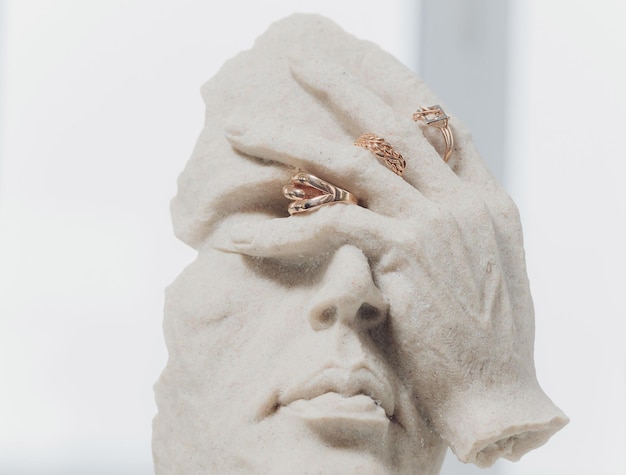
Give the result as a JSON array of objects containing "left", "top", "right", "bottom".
[
  {"left": 354, "top": 133, "right": 406, "bottom": 176},
  {"left": 413, "top": 105, "right": 454, "bottom": 162},
  {"left": 283, "top": 172, "right": 358, "bottom": 215}
]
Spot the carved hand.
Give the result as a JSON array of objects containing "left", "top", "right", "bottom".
[{"left": 217, "top": 46, "right": 567, "bottom": 467}]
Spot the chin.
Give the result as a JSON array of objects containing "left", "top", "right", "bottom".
[
  {"left": 234, "top": 427, "right": 397, "bottom": 475},
  {"left": 222, "top": 412, "right": 440, "bottom": 475}
]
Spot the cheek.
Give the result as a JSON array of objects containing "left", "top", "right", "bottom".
[
  {"left": 164, "top": 250, "right": 314, "bottom": 390},
  {"left": 166, "top": 253, "right": 266, "bottom": 325}
]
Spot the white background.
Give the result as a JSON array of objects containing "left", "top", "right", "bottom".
[{"left": 0, "top": 1, "right": 624, "bottom": 474}]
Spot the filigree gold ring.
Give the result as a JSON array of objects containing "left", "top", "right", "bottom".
[
  {"left": 283, "top": 172, "right": 358, "bottom": 215},
  {"left": 413, "top": 105, "right": 454, "bottom": 162},
  {"left": 354, "top": 133, "right": 406, "bottom": 176}
]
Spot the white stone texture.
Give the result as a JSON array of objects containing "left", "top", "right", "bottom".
[{"left": 153, "top": 14, "right": 568, "bottom": 474}]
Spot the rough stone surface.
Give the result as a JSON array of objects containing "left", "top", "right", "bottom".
[{"left": 153, "top": 14, "right": 568, "bottom": 474}]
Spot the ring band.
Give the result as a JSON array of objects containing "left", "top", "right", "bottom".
[
  {"left": 354, "top": 133, "right": 406, "bottom": 176},
  {"left": 283, "top": 172, "right": 358, "bottom": 215},
  {"left": 413, "top": 105, "right": 454, "bottom": 162}
]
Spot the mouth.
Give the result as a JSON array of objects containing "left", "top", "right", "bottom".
[{"left": 277, "top": 366, "right": 396, "bottom": 424}]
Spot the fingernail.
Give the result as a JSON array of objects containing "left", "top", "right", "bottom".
[
  {"left": 229, "top": 222, "right": 255, "bottom": 246},
  {"left": 224, "top": 128, "right": 245, "bottom": 141}
]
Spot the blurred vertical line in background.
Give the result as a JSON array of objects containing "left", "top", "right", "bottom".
[
  {"left": 0, "top": 0, "right": 5, "bottom": 177},
  {"left": 419, "top": 3, "right": 509, "bottom": 473},
  {"left": 419, "top": 0, "right": 510, "bottom": 187}
]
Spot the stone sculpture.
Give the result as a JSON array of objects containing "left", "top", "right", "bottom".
[{"left": 153, "top": 14, "right": 568, "bottom": 475}]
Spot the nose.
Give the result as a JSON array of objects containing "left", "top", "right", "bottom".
[{"left": 308, "top": 245, "right": 388, "bottom": 332}]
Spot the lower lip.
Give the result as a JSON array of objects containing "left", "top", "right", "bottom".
[{"left": 280, "top": 392, "right": 390, "bottom": 443}]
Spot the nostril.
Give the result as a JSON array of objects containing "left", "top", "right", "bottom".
[
  {"left": 357, "top": 303, "right": 385, "bottom": 328},
  {"left": 309, "top": 306, "right": 337, "bottom": 331},
  {"left": 320, "top": 307, "right": 337, "bottom": 325}
]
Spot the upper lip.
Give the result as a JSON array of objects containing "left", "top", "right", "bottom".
[{"left": 279, "top": 363, "right": 396, "bottom": 418}]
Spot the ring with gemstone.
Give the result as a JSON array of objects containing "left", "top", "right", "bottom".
[{"left": 413, "top": 105, "right": 454, "bottom": 162}]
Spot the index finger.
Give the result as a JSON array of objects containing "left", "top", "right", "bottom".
[
  {"left": 224, "top": 122, "right": 426, "bottom": 218},
  {"left": 211, "top": 202, "right": 420, "bottom": 261}
]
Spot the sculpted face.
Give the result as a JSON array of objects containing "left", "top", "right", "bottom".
[
  {"left": 158, "top": 244, "right": 446, "bottom": 474},
  {"left": 153, "top": 13, "right": 567, "bottom": 475}
]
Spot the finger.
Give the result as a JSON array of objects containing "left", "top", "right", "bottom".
[
  {"left": 289, "top": 55, "right": 459, "bottom": 200},
  {"left": 354, "top": 47, "right": 495, "bottom": 188},
  {"left": 225, "top": 122, "right": 358, "bottom": 178},
  {"left": 448, "top": 125, "right": 500, "bottom": 188},
  {"left": 213, "top": 203, "right": 418, "bottom": 260},
  {"left": 357, "top": 47, "right": 441, "bottom": 118},
  {"left": 225, "top": 124, "right": 428, "bottom": 218},
  {"left": 288, "top": 55, "right": 399, "bottom": 137}
]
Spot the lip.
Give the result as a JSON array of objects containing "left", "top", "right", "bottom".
[
  {"left": 278, "top": 365, "right": 396, "bottom": 420},
  {"left": 280, "top": 392, "right": 389, "bottom": 427}
]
